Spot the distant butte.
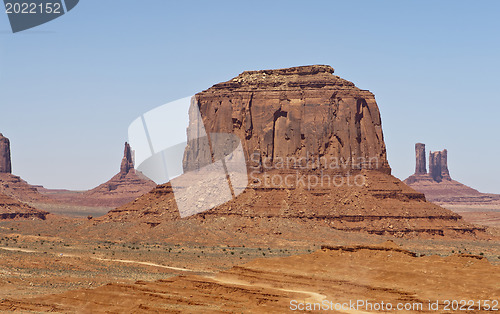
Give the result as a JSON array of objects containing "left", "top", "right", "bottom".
[
  {"left": 39, "top": 142, "right": 157, "bottom": 208},
  {"left": 80, "top": 142, "right": 157, "bottom": 207},
  {"left": 0, "top": 133, "right": 50, "bottom": 203},
  {"left": 0, "top": 133, "right": 49, "bottom": 220},
  {"left": 404, "top": 143, "right": 499, "bottom": 202},
  {"left": 404, "top": 143, "right": 500, "bottom": 228}
]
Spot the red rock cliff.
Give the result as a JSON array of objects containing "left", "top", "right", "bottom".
[{"left": 184, "top": 65, "right": 390, "bottom": 174}]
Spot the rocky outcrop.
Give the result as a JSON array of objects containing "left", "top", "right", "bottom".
[
  {"left": 0, "top": 192, "right": 48, "bottom": 220},
  {"left": 0, "top": 172, "right": 50, "bottom": 203},
  {"left": 184, "top": 65, "right": 391, "bottom": 173},
  {"left": 415, "top": 143, "right": 426, "bottom": 175},
  {"left": 0, "top": 133, "right": 12, "bottom": 174},
  {"left": 99, "top": 66, "right": 489, "bottom": 239}
]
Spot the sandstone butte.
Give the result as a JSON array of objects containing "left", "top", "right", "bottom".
[
  {"left": 0, "top": 133, "right": 49, "bottom": 219},
  {"left": 405, "top": 142, "right": 500, "bottom": 204},
  {"left": 78, "top": 142, "right": 157, "bottom": 207},
  {"left": 404, "top": 143, "right": 500, "bottom": 228},
  {"left": 37, "top": 142, "right": 157, "bottom": 208},
  {"left": 101, "top": 65, "right": 487, "bottom": 238}
]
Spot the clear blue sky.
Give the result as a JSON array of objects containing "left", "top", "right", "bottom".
[{"left": 0, "top": 1, "right": 499, "bottom": 192}]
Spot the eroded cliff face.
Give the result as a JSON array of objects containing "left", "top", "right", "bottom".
[{"left": 184, "top": 65, "right": 390, "bottom": 174}]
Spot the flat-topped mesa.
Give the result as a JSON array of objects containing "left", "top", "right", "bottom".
[
  {"left": 0, "top": 134, "right": 12, "bottom": 174},
  {"left": 242, "top": 64, "right": 335, "bottom": 76},
  {"left": 120, "top": 142, "right": 135, "bottom": 175},
  {"left": 184, "top": 65, "right": 390, "bottom": 174}
]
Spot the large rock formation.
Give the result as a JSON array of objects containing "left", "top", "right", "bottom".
[
  {"left": 101, "top": 66, "right": 487, "bottom": 238},
  {"left": 184, "top": 65, "right": 390, "bottom": 173},
  {"left": 0, "top": 134, "right": 11, "bottom": 174}
]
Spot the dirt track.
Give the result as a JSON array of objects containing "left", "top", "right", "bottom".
[{"left": 1, "top": 241, "right": 498, "bottom": 313}]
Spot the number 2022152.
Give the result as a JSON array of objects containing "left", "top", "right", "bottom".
[
  {"left": 5, "top": 2, "right": 61, "bottom": 14},
  {"left": 442, "top": 299, "right": 498, "bottom": 311}
]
